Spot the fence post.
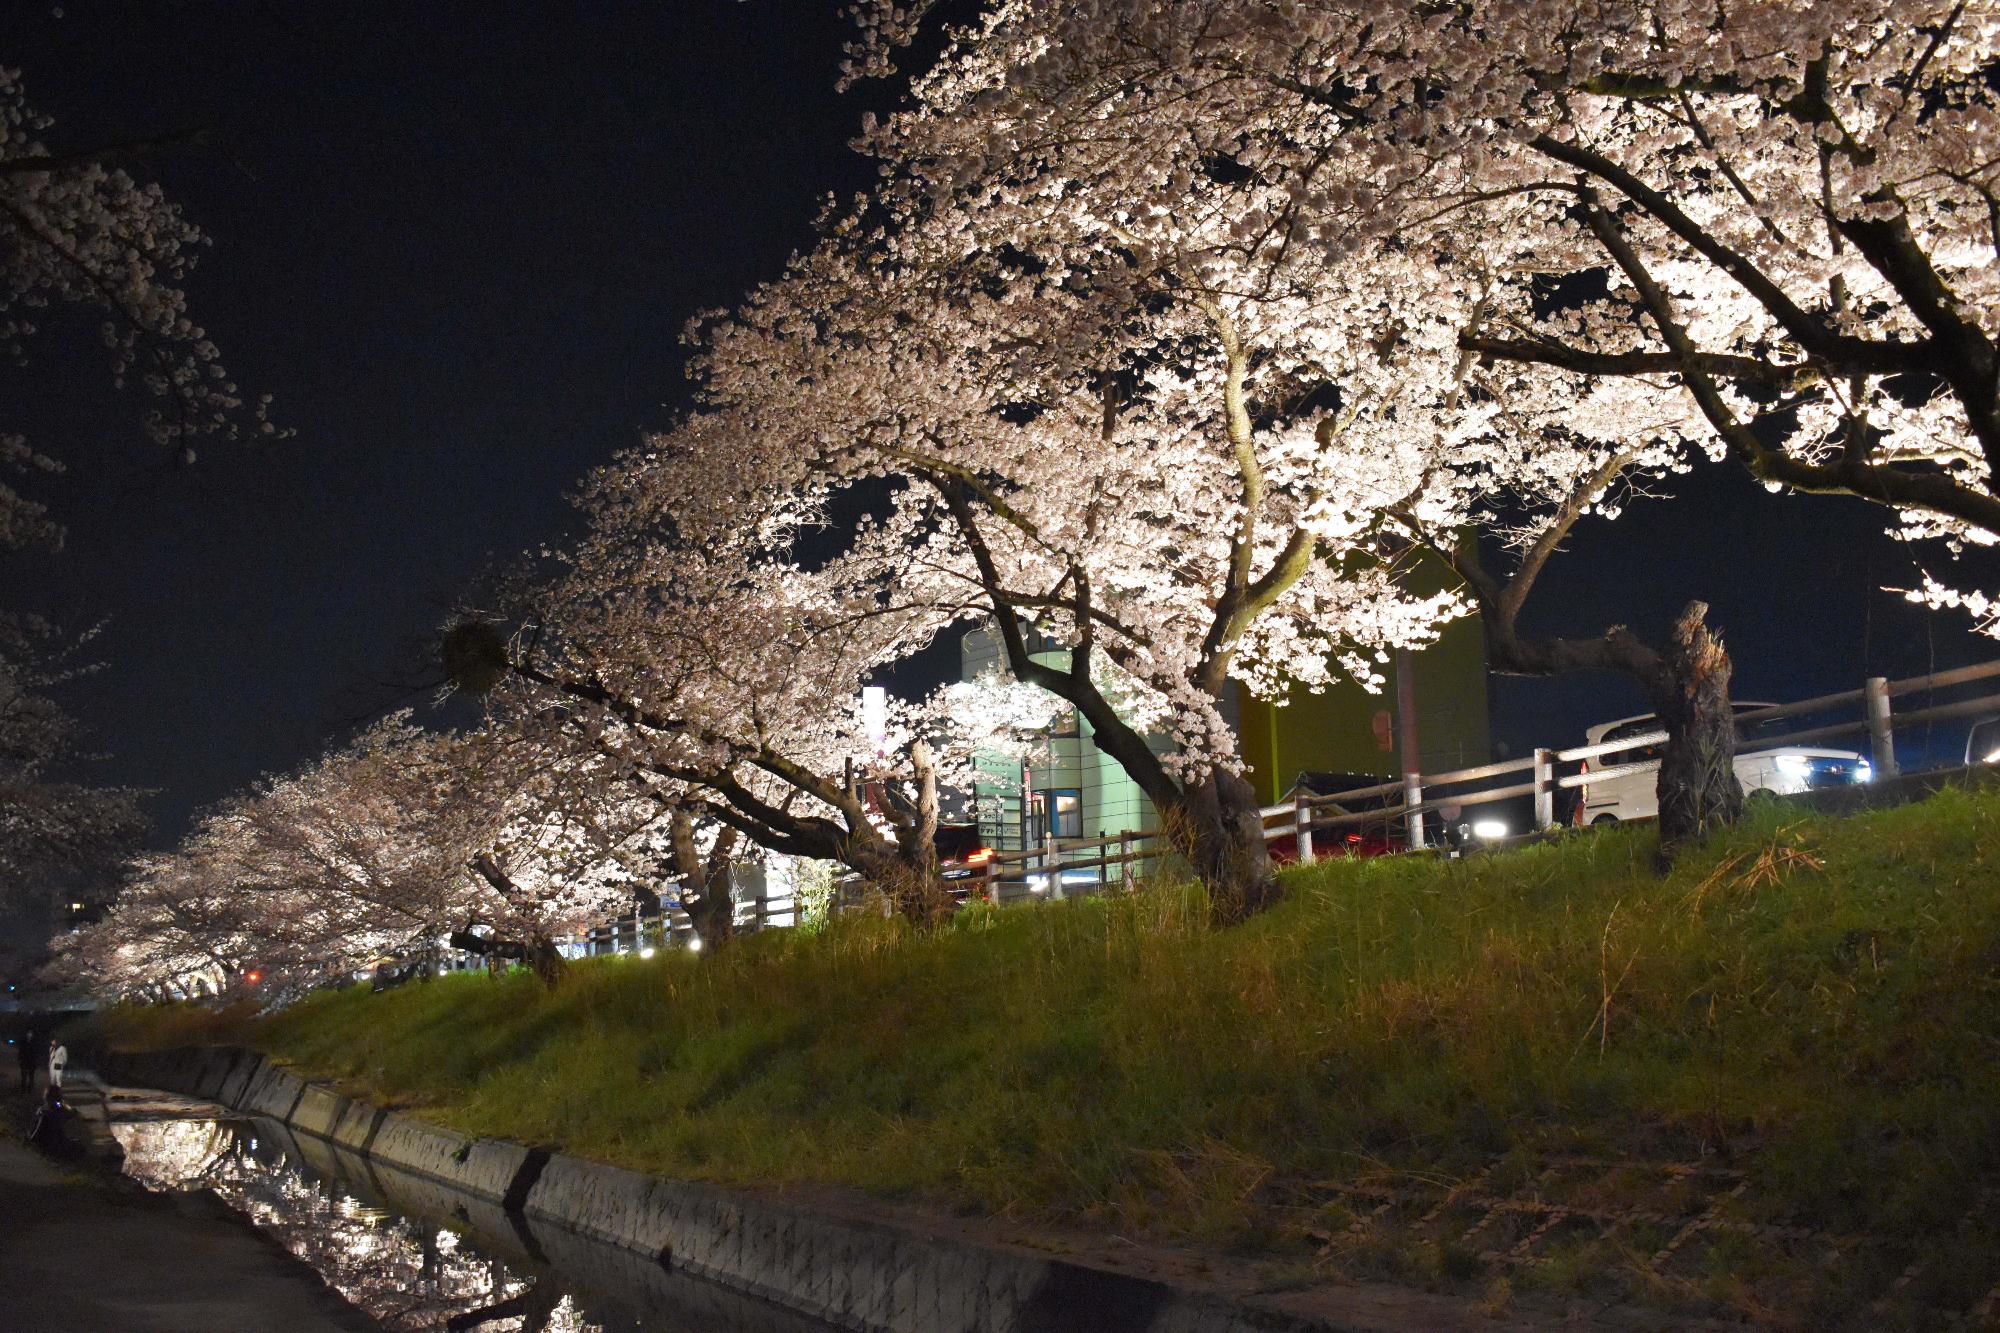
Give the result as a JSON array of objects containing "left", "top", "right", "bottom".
[
  {"left": 984, "top": 856, "right": 999, "bottom": 906},
  {"left": 1294, "top": 787, "right": 1315, "bottom": 865},
  {"left": 1533, "top": 748, "right": 1556, "bottom": 829},
  {"left": 1044, "top": 829, "right": 1062, "bottom": 898},
  {"left": 1864, "top": 675, "right": 1899, "bottom": 778},
  {"left": 1403, "top": 771, "right": 1426, "bottom": 850},
  {"left": 1120, "top": 831, "right": 1133, "bottom": 891}
]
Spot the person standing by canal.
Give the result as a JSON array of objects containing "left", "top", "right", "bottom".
[{"left": 14, "top": 1029, "right": 38, "bottom": 1092}]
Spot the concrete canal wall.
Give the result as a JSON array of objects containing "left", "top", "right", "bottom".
[{"left": 98, "top": 1046, "right": 1322, "bottom": 1333}]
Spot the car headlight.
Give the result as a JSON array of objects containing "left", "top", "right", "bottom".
[
  {"left": 1774, "top": 754, "right": 1813, "bottom": 776},
  {"left": 1854, "top": 760, "right": 1872, "bottom": 782},
  {"left": 1470, "top": 819, "right": 1508, "bottom": 839}
]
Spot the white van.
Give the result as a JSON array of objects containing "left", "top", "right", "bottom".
[{"left": 1578, "top": 703, "right": 1872, "bottom": 824}]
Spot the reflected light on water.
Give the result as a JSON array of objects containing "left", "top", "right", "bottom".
[
  {"left": 112, "top": 1118, "right": 567, "bottom": 1331},
  {"left": 105, "top": 1111, "right": 834, "bottom": 1333}
]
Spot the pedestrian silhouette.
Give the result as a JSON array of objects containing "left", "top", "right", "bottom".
[{"left": 15, "top": 1028, "right": 36, "bottom": 1092}]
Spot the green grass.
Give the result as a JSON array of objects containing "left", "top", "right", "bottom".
[{"left": 94, "top": 783, "right": 2000, "bottom": 1327}]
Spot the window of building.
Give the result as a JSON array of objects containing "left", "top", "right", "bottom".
[{"left": 1029, "top": 789, "right": 1083, "bottom": 841}]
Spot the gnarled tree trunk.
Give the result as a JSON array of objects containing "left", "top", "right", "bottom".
[
  {"left": 525, "top": 936, "right": 566, "bottom": 988},
  {"left": 845, "top": 838, "right": 950, "bottom": 928},
  {"left": 842, "top": 739, "right": 949, "bottom": 927},
  {"left": 1649, "top": 601, "right": 1742, "bottom": 855},
  {"left": 669, "top": 813, "right": 739, "bottom": 953},
  {"left": 469, "top": 850, "right": 568, "bottom": 987},
  {"left": 1170, "top": 767, "right": 1280, "bottom": 925},
  {"left": 889, "top": 739, "right": 947, "bottom": 925}
]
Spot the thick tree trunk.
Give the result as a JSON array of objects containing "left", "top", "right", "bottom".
[
  {"left": 835, "top": 741, "right": 950, "bottom": 927},
  {"left": 526, "top": 936, "right": 567, "bottom": 988},
  {"left": 847, "top": 841, "right": 949, "bottom": 927},
  {"left": 1170, "top": 767, "right": 1280, "bottom": 925},
  {"left": 669, "top": 813, "right": 738, "bottom": 953},
  {"left": 469, "top": 850, "right": 567, "bottom": 987},
  {"left": 892, "top": 740, "right": 947, "bottom": 926},
  {"left": 685, "top": 881, "right": 734, "bottom": 952},
  {"left": 892, "top": 866, "right": 952, "bottom": 927},
  {"left": 1650, "top": 601, "right": 1742, "bottom": 857},
  {"left": 1481, "top": 594, "right": 1743, "bottom": 861}
]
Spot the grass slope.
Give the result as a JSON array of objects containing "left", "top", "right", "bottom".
[{"left": 99, "top": 786, "right": 2000, "bottom": 1326}]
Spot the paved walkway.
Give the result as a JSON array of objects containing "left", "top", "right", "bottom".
[{"left": 0, "top": 1089, "right": 377, "bottom": 1333}]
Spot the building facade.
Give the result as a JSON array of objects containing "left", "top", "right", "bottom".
[{"left": 961, "top": 571, "right": 1489, "bottom": 853}]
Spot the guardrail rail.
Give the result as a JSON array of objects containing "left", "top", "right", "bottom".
[{"left": 958, "top": 659, "right": 2000, "bottom": 898}]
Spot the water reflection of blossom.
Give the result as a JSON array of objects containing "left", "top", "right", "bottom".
[
  {"left": 110, "top": 1119, "right": 595, "bottom": 1332},
  {"left": 114, "top": 1118, "right": 235, "bottom": 1189}
]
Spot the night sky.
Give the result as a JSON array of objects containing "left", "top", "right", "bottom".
[{"left": 8, "top": 2, "right": 1999, "bottom": 851}]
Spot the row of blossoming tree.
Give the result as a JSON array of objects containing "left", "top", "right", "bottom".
[
  {"left": 66, "top": 0, "right": 2000, "bottom": 993},
  {"left": 4, "top": 57, "right": 285, "bottom": 951}
]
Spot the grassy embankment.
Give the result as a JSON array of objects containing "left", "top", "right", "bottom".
[{"left": 97, "top": 785, "right": 2000, "bottom": 1324}]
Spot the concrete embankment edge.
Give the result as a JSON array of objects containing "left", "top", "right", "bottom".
[{"left": 99, "top": 1046, "right": 1336, "bottom": 1333}]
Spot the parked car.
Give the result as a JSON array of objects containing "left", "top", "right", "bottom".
[
  {"left": 1578, "top": 703, "right": 1871, "bottom": 825},
  {"left": 936, "top": 822, "right": 995, "bottom": 888},
  {"left": 1966, "top": 717, "right": 2000, "bottom": 767}
]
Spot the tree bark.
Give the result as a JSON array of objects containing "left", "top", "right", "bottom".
[
  {"left": 1169, "top": 767, "right": 1280, "bottom": 925},
  {"left": 1649, "top": 601, "right": 1743, "bottom": 855},
  {"left": 846, "top": 840, "right": 951, "bottom": 928},
  {"left": 1412, "top": 510, "right": 1744, "bottom": 866},
  {"left": 525, "top": 936, "right": 566, "bottom": 988},
  {"left": 887, "top": 739, "right": 948, "bottom": 926},
  {"left": 468, "top": 850, "right": 568, "bottom": 987},
  {"left": 1481, "top": 600, "right": 1740, "bottom": 862},
  {"left": 669, "top": 812, "right": 738, "bottom": 952}
]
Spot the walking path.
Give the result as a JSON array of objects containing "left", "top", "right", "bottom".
[{"left": 0, "top": 1082, "right": 377, "bottom": 1333}]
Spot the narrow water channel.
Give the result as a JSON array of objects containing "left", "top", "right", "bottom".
[{"left": 102, "top": 1093, "right": 835, "bottom": 1333}]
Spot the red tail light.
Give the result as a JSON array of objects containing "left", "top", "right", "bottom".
[{"left": 965, "top": 847, "right": 994, "bottom": 865}]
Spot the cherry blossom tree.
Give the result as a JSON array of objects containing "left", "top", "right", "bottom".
[
  {"left": 842, "top": 0, "right": 2000, "bottom": 850},
  {"left": 55, "top": 720, "right": 465, "bottom": 996},
  {"left": 3, "top": 59, "right": 279, "bottom": 944},
  {"left": 59, "top": 716, "right": 650, "bottom": 995},
  {"left": 52, "top": 798, "right": 271, "bottom": 999},
  {"left": 0, "top": 64, "right": 278, "bottom": 549},
  {"left": 443, "top": 492, "right": 986, "bottom": 926},
  {"left": 852, "top": 1, "right": 2000, "bottom": 534},
  {"left": 0, "top": 614, "right": 146, "bottom": 912},
  {"left": 1364, "top": 0, "right": 2000, "bottom": 610},
  {"left": 442, "top": 724, "right": 667, "bottom": 984},
  {"left": 1269, "top": 0, "right": 2000, "bottom": 770},
  {"left": 643, "top": 17, "right": 1483, "bottom": 910}
]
